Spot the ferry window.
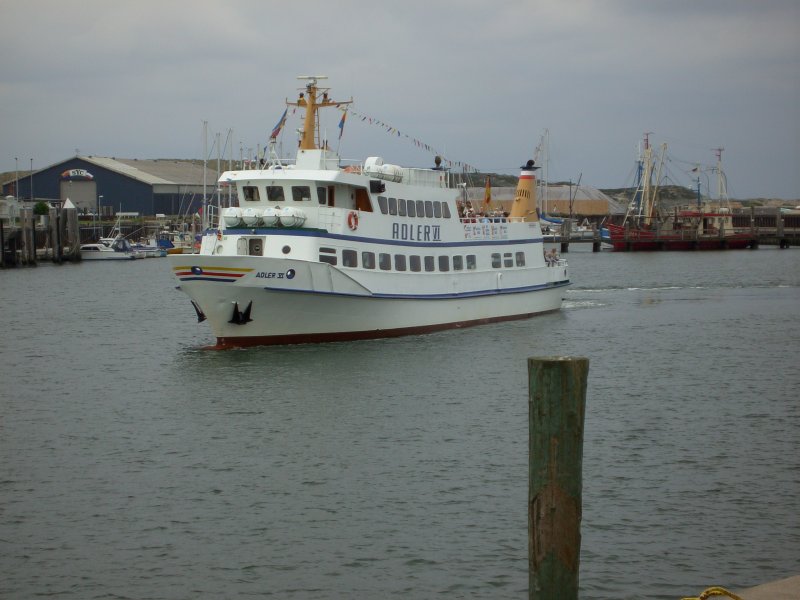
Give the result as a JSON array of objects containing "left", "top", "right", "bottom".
[
  {"left": 416, "top": 200, "right": 425, "bottom": 217},
  {"left": 388, "top": 197, "right": 397, "bottom": 216},
  {"left": 292, "top": 186, "right": 311, "bottom": 202},
  {"left": 362, "top": 251, "right": 376, "bottom": 269},
  {"left": 424, "top": 256, "right": 435, "bottom": 272},
  {"left": 504, "top": 253, "right": 513, "bottom": 267},
  {"left": 491, "top": 253, "right": 502, "bottom": 268},
  {"left": 466, "top": 255, "right": 477, "bottom": 270},
  {"left": 378, "top": 196, "right": 388, "bottom": 214},
  {"left": 394, "top": 254, "right": 407, "bottom": 271},
  {"left": 317, "top": 186, "right": 327, "bottom": 205},
  {"left": 410, "top": 255, "right": 421, "bottom": 272},
  {"left": 342, "top": 249, "right": 358, "bottom": 267},
  {"left": 407, "top": 200, "right": 416, "bottom": 217},
  {"left": 267, "top": 186, "right": 284, "bottom": 201},
  {"left": 442, "top": 203, "right": 452, "bottom": 219},
  {"left": 453, "top": 255, "right": 463, "bottom": 271},
  {"left": 319, "top": 247, "right": 337, "bottom": 265},
  {"left": 243, "top": 186, "right": 260, "bottom": 201},
  {"left": 398, "top": 198, "right": 407, "bottom": 217},
  {"left": 424, "top": 200, "right": 434, "bottom": 218},
  {"left": 379, "top": 253, "right": 391, "bottom": 271},
  {"left": 515, "top": 251, "right": 526, "bottom": 266},
  {"left": 438, "top": 255, "right": 449, "bottom": 272},
  {"left": 433, "top": 202, "right": 442, "bottom": 218}
]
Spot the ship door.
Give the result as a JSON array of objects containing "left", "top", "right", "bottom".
[
  {"left": 237, "top": 238, "right": 248, "bottom": 255},
  {"left": 248, "top": 238, "right": 263, "bottom": 256}
]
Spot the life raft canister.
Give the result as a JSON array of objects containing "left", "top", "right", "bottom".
[{"left": 347, "top": 211, "right": 359, "bottom": 230}]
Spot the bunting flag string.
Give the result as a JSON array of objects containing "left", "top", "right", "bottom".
[{"left": 338, "top": 106, "right": 478, "bottom": 173}]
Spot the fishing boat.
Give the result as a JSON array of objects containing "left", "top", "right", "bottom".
[
  {"left": 606, "top": 135, "right": 756, "bottom": 251},
  {"left": 168, "top": 76, "right": 569, "bottom": 347}
]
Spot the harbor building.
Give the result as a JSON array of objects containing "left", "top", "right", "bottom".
[{"left": 1, "top": 155, "right": 220, "bottom": 216}]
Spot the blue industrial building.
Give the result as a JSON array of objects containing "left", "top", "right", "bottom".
[{"left": 2, "top": 155, "right": 221, "bottom": 216}]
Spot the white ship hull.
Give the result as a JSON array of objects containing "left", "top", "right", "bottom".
[{"left": 170, "top": 252, "right": 568, "bottom": 346}]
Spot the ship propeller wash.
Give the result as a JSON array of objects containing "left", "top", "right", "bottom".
[{"left": 169, "top": 76, "right": 569, "bottom": 347}]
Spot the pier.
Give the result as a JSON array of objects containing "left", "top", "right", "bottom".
[
  {"left": 1, "top": 200, "right": 82, "bottom": 267},
  {"left": 550, "top": 209, "right": 800, "bottom": 252}
]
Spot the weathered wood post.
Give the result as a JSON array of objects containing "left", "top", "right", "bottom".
[{"left": 528, "top": 356, "right": 589, "bottom": 600}]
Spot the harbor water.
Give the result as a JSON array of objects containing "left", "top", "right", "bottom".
[{"left": 1, "top": 247, "right": 798, "bottom": 599}]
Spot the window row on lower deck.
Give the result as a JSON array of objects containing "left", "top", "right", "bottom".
[{"left": 318, "top": 248, "right": 527, "bottom": 272}]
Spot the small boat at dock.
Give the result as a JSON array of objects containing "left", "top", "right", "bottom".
[{"left": 80, "top": 236, "right": 137, "bottom": 260}]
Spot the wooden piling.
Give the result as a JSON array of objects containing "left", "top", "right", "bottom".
[{"left": 528, "top": 356, "right": 589, "bottom": 600}]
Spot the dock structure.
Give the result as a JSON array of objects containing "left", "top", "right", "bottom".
[
  {"left": 1, "top": 199, "right": 82, "bottom": 267},
  {"left": 606, "top": 220, "right": 799, "bottom": 251},
  {"left": 550, "top": 208, "right": 800, "bottom": 252},
  {"left": 736, "top": 574, "right": 800, "bottom": 600}
]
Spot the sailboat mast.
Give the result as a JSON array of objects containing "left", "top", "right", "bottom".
[{"left": 202, "top": 120, "right": 208, "bottom": 230}]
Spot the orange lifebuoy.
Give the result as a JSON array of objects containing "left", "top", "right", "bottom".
[
  {"left": 347, "top": 211, "right": 359, "bottom": 230},
  {"left": 217, "top": 231, "right": 222, "bottom": 240}
]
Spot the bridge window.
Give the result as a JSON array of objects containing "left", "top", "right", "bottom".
[
  {"left": 409, "top": 255, "right": 421, "bottom": 272},
  {"left": 453, "top": 255, "right": 463, "bottom": 271},
  {"left": 416, "top": 200, "right": 425, "bottom": 217},
  {"left": 433, "top": 202, "right": 442, "bottom": 218},
  {"left": 267, "top": 186, "right": 284, "bottom": 202},
  {"left": 407, "top": 200, "right": 416, "bottom": 217},
  {"left": 504, "top": 253, "right": 513, "bottom": 267},
  {"left": 466, "top": 255, "right": 477, "bottom": 270},
  {"left": 442, "top": 203, "right": 452, "bottom": 219},
  {"left": 491, "top": 253, "right": 502, "bottom": 268},
  {"left": 388, "top": 197, "right": 397, "bottom": 215},
  {"left": 377, "top": 196, "right": 388, "bottom": 214},
  {"left": 398, "top": 198, "right": 407, "bottom": 217},
  {"left": 243, "top": 186, "right": 260, "bottom": 201},
  {"left": 394, "top": 254, "right": 407, "bottom": 271},
  {"left": 515, "top": 251, "right": 526, "bottom": 266},
  {"left": 424, "top": 256, "right": 435, "bottom": 272},
  {"left": 438, "top": 255, "right": 449, "bottom": 271},
  {"left": 424, "top": 200, "right": 434, "bottom": 218},
  {"left": 317, "top": 186, "right": 327, "bottom": 205},
  {"left": 292, "top": 186, "right": 311, "bottom": 201}
]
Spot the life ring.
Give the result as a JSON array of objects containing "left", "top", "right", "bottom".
[
  {"left": 347, "top": 211, "right": 359, "bottom": 230},
  {"left": 217, "top": 231, "right": 222, "bottom": 241}
]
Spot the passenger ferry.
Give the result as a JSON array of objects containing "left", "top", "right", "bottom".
[{"left": 169, "top": 76, "right": 569, "bottom": 347}]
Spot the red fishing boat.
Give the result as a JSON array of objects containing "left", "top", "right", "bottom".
[{"left": 606, "top": 135, "right": 756, "bottom": 251}]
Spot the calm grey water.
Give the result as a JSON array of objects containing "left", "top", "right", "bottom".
[{"left": 1, "top": 246, "right": 798, "bottom": 599}]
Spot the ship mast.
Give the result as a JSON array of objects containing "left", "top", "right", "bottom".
[
  {"left": 714, "top": 147, "right": 728, "bottom": 201},
  {"left": 287, "top": 76, "right": 352, "bottom": 150}
]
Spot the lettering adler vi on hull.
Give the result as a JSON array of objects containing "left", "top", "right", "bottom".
[{"left": 168, "top": 75, "right": 570, "bottom": 347}]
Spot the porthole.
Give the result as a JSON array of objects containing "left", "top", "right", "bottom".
[{"left": 282, "top": 245, "right": 291, "bottom": 254}]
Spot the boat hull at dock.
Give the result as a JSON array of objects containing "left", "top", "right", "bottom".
[{"left": 606, "top": 223, "right": 756, "bottom": 251}]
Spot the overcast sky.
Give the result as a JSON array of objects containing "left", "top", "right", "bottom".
[{"left": 1, "top": 0, "right": 798, "bottom": 199}]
